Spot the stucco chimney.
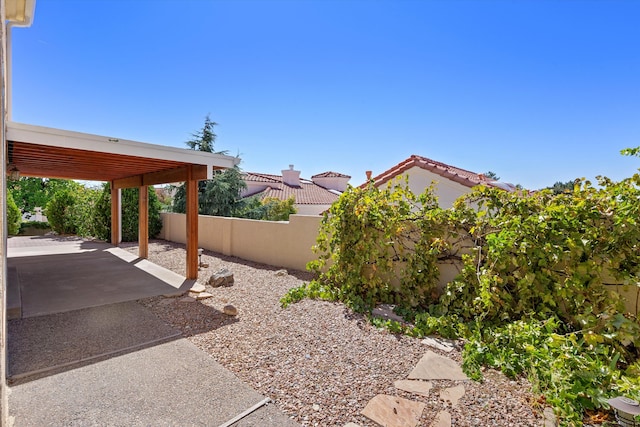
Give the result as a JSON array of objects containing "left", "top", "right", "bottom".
[{"left": 282, "top": 164, "right": 301, "bottom": 187}]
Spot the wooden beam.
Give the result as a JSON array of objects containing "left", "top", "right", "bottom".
[
  {"left": 110, "top": 183, "right": 120, "bottom": 246},
  {"left": 139, "top": 185, "right": 149, "bottom": 259},
  {"left": 112, "top": 175, "right": 142, "bottom": 189},
  {"left": 186, "top": 166, "right": 199, "bottom": 279},
  {"left": 112, "top": 165, "right": 208, "bottom": 189}
]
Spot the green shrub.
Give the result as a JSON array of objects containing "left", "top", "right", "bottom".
[
  {"left": 6, "top": 191, "right": 21, "bottom": 235},
  {"left": 93, "top": 184, "right": 163, "bottom": 242},
  {"left": 45, "top": 190, "right": 78, "bottom": 234},
  {"left": 44, "top": 186, "right": 101, "bottom": 236}
]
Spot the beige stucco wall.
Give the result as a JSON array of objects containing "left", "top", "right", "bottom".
[
  {"left": 160, "top": 213, "right": 322, "bottom": 272},
  {"left": 401, "top": 166, "right": 474, "bottom": 208}
]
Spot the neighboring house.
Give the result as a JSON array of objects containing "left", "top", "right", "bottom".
[
  {"left": 360, "top": 154, "right": 515, "bottom": 208},
  {"left": 242, "top": 165, "right": 351, "bottom": 215}
]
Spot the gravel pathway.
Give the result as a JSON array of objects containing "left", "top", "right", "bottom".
[{"left": 123, "top": 240, "right": 542, "bottom": 427}]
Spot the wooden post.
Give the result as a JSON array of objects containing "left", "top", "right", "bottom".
[
  {"left": 110, "top": 183, "right": 121, "bottom": 246},
  {"left": 186, "top": 166, "right": 199, "bottom": 279},
  {"left": 139, "top": 185, "right": 149, "bottom": 259}
]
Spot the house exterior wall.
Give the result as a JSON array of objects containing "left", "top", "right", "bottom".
[
  {"left": 1, "top": 2, "right": 9, "bottom": 423},
  {"left": 394, "top": 166, "right": 475, "bottom": 208},
  {"left": 294, "top": 204, "right": 331, "bottom": 216},
  {"left": 241, "top": 181, "right": 268, "bottom": 198}
]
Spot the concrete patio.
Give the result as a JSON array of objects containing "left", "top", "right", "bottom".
[{"left": 6, "top": 236, "right": 298, "bottom": 426}]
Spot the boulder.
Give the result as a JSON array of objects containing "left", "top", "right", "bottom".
[
  {"left": 208, "top": 268, "right": 234, "bottom": 287},
  {"left": 223, "top": 305, "right": 238, "bottom": 316}
]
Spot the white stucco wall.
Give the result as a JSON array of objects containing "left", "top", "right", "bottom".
[{"left": 391, "top": 166, "right": 475, "bottom": 208}]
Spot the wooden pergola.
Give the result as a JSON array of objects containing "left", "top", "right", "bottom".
[{"left": 6, "top": 121, "right": 238, "bottom": 279}]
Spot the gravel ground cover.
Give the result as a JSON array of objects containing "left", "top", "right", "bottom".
[{"left": 124, "top": 240, "right": 543, "bottom": 426}]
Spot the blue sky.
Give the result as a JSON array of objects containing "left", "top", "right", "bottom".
[{"left": 10, "top": 0, "right": 640, "bottom": 190}]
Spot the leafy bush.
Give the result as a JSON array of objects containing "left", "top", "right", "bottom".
[
  {"left": 44, "top": 186, "right": 100, "bottom": 236},
  {"left": 93, "top": 184, "right": 163, "bottom": 242},
  {"left": 45, "top": 190, "right": 79, "bottom": 234},
  {"left": 238, "top": 196, "right": 297, "bottom": 221},
  {"left": 283, "top": 172, "right": 640, "bottom": 426},
  {"left": 6, "top": 191, "right": 21, "bottom": 235},
  {"left": 303, "top": 177, "right": 456, "bottom": 312}
]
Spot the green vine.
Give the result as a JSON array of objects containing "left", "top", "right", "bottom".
[{"left": 281, "top": 171, "right": 640, "bottom": 426}]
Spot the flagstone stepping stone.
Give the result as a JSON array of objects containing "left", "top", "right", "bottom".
[
  {"left": 421, "top": 336, "right": 455, "bottom": 352},
  {"left": 195, "top": 292, "right": 213, "bottom": 300},
  {"left": 430, "top": 411, "right": 451, "bottom": 427},
  {"left": 344, "top": 423, "right": 361, "bottom": 427},
  {"left": 361, "top": 394, "right": 425, "bottom": 427},
  {"left": 190, "top": 283, "right": 206, "bottom": 293},
  {"left": 394, "top": 379, "right": 433, "bottom": 396},
  {"left": 439, "top": 385, "right": 465, "bottom": 407},
  {"left": 408, "top": 351, "right": 469, "bottom": 381},
  {"left": 371, "top": 304, "right": 405, "bottom": 323},
  {"left": 162, "top": 290, "right": 185, "bottom": 298}
]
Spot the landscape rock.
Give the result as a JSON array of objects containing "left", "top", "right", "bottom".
[
  {"left": 421, "top": 336, "right": 455, "bottom": 352},
  {"left": 274, "top": 269, "right": 288, "bottom": 276},
  {"left": 195, "top": 292, "right": 213, "bottom": 300},
  {"left": 431, "top": 411, "right": 452, "bottom": 427},
  {"left": 190, "top": 283, "right": 206, "bottom": 293},
  {"left": 543, "top": 407, "right": 557, "bottom": 427},
  {"left": 394, "top": 379, "right": 433, "bottom": 396},
  {"left": 343, "top": 423, "right": 361, "bottom": 427},
  {"left": 179, "top": 296, "right": 196, "bottom": 303},
  {"left": 223, "top": 304, "right": 238, "bottom": 316},
  {"left": 408, "top": 351, "right": 469, "bottom": 381},
  {"left": 208, "top": 269, "right": 234, "bottom": 287},
  {"left": 361, "top": 394, "right": 425, "bottom": 427},
  {"left": 440, "top": 385, "right": 465, "bottom": 407}
]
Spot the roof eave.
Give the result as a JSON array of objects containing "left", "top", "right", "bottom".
[{"left": 7, "top": 121, "right": 239, "bottom": 179}]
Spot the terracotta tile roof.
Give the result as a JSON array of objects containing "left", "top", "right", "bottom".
[
  {"left": 253, "top": 182, "right": 340, "bottom": 205},
  {"left": 360, "top": 154, "right": 513, "bottom": 191},
  {"left": 243, "top": 172, "right": 282, "bottom": 183},
  {"left": 311, "top": 171, "right": 351, "bottom": 179},
  {"left": 243, "top": 172, "right": 341, "bottom": 205}
]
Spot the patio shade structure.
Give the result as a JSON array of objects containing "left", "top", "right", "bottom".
[{"left": 6, "top": 121, "right": 239, "bottom": 279}]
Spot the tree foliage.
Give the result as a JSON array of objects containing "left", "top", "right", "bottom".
[
  {"left": 6, "top": 191, "right": 21, "bottom": 235},
  {"left": 185, "top": 114, "right": 221, "bottom": 153},
  {"left": 172, "top": 166, "right": 247, "bottom": 217},
  {"left": 238, "top": 196, "right": 297, "bottom": 221},
  {"left": 9, "top": 177, "right": 83, "bottom": 216},
  {"left": 547, "top": 180, "right": 577, "bottom": 194},
  {"left": 483, "top": 171, "right": 500, "bottom": 180}
]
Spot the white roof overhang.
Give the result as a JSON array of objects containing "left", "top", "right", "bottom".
[{"left": 6, "top": 121, "right": 240, "bottom": 188}]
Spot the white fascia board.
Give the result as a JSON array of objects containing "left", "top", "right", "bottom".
[{"left": 7, "top": 121, "right": 240, "bottom": 179}]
